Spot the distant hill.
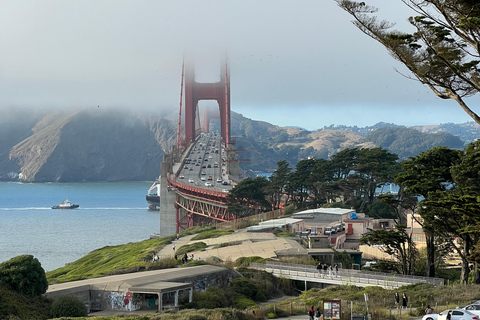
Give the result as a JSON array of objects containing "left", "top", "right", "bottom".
[{"left": 0, "top": 108, "right": 475, "bottom": 182}]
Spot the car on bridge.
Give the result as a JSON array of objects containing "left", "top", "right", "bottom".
[
  {"left": 188, "top": 178, "right": 194, "bottom": 183},
  {"left": 179, "top": 175, "right": 185, "bottom": 179},
  {"left": 208, "top": 176, "right": 213, "bottom": 180},
  {"left": 201, "top": 177, "right": 206, "bottom": 181},
  {"left": 216, "top": 178, "right": 222, "bottom": 183},
  {"left": 204, "top": 182, "right": 213, "bottom": 187},
  {"left": 201, "top": 171, "right": 206, "bottom": 175}
]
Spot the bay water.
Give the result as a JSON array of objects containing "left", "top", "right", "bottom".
[{"left": 0, "top": 181, "right": 159, "bottom": 271}]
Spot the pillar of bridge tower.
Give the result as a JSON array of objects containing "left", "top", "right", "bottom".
[
  {"left": 159, "top": 153, "right": 177, "bottom": 236},
  {"left": 183, "top": 57, "right": 231, "bottom": 145},
  {"left": 202, "top": 109, "right": 209, "bottom": 133}
]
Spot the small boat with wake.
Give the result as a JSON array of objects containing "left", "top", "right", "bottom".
[{"left": 51, "top": 200, "right": 79, "bottom": 209}]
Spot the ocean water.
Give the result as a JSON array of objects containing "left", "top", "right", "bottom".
[{"left": 0, "top": 181, "right": 159, "bottom": 271}]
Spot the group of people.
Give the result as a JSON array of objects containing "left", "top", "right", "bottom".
[
  {"left": 394, "top": 292, "right": 408, "bottom": 309},
  {"left": 316, "top": 263, "right": 339, "bottom": 277},
  {"left": 308, "top": 305, "right": 322, "bottom": 320}
]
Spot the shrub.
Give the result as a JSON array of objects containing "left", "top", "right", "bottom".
[
  {"left": 234, "top": 256, "right": 266, "bottom": 268},
  {"left": 191, "top": 230, "right": 233, "bottom": 240},
  {"left": 283, "top": 204, "right": 295, "bottom": 215},
  {"left": 0, "top": 255, "right": 48, "bottom": 296},
  {"left": 50, "top": 295, "right": 88, "bottom": 318},
  {"left": 176, "top": 242, "right": 207, "bottom": 255}
]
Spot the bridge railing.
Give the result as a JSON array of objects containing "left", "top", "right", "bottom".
[{"left": 250, "top": 261, "right": 444, "bottom": 287}]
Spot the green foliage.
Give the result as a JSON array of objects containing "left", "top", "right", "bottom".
[
  {"left": 275, "top": 231, "right": 295, "bottom": 237},
  {"left": 179, "top": 225, "right": 216, "bottom": 236},
  {"left": 231, "top": 277, "right": 267, "bottom": 302},
  {"left": 184, "top": 287, "right": 232, "bottom": 309},
  {"left": 0, "top": 283, "right": 51, "bottom": 320},
  {"left": 47, "top": 235, "right": 175, "bottom": 284},
  {"left": 191, "top": 230, "right": 234, "bottom": 240},
  {"left": 50, "top": 295, "right": 88, "bottom": 318},
  {"left": 282, "top": 204, "right": 295, "bottom": 215},
  {"left": 0, "top": 255, "right": 48, "bottom": 296},
  {"left": 333, "top": 249, "right": 354, "bottom": 269},
  {"left": 234, "top": 293, "right": 258, "bottom": 309},
  {"left": 234, "top": 256, "right": 266, "bottom": 268},
  {"left": 176, "top": 242, "right": 207, "bottom": 255},
  {"left": 212, "top": 241, "right": 241, "bottom": 249}
]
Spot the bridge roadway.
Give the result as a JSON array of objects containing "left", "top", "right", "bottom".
[
  {"left": 174, "top": 132, "right": 232, "bottom": 193},
  {"left": 164, "top": 132, "right": 236, "bottom": 228},
  {"left": 249, "top": 261, "right": 444, "bottom": 289}
]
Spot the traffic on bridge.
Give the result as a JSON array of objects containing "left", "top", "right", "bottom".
[{"left": 177, "top": 132, "right": 231, "bottom": 193}]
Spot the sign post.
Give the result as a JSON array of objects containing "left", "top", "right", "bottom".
[{"left": 323, "top": 299, "right": 341, "bottom": 320}]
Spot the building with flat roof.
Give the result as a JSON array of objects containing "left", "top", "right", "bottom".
[{"left": 46, "top": 265, "right": 232, "bottom": 314}]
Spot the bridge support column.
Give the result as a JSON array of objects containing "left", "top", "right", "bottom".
[{"left": 159, "top": 153, "right": 177, "bottom": 236}]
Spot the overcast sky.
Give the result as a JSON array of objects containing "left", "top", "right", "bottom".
[{"left": 0, "top": 0, "right": 474, "bottom": 131}]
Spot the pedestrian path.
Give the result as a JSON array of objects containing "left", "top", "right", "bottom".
[{"left": 155, "top": 234, "right": 197, "bottom": 259}]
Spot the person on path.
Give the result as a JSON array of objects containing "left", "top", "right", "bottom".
[
  {"left": 316, "top": 263, "right": 322, "bottom": 277},
  {"left": 173, "top": 245, "right": 175, "bottom": 251},
  {"left": 402, "top": 292, "right": 408, "bottom": 309},
  {"left": 394, "top": 292, "right": 400, "bottom": 309},
  {"left": 334, "top": 264, "right": 339, "bottom": 276},
  {"left": 308, "top": 305, "right": 314, "bottom": 320},
  {"left": 314, "top": 307, "right": 321, "bottom": 320}
]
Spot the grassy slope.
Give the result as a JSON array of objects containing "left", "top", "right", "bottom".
[
  {"left": 47, "top": 235, "right": 175, "bottom": 284},
  {"left": 46, "top": 226, "right": 216, "bottom": 284}
]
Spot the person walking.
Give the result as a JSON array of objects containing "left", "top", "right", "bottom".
[
  {"left": 308, "top": 305, "right": 314, "bottom": 320},
  {"left": 402, "top": 292, "right": 408, "bottom": 309},
  {"left": 314, "top": 307, "right": 321, "bottom": 320},
  {"left": 316, "top": 263, "right": 322, "bottom": 277},
  {"left": 394, "top": 292, "right": 400, "bottom": 309}
]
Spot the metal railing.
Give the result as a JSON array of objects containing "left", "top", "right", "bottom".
[{"left": 249, "top": 261, "right": 444, "bottom": 288}]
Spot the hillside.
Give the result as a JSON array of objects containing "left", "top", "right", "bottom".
[{"left": 0, "top": 108, "right": 473, "bottom": 181}]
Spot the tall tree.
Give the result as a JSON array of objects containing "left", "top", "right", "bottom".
[
  {"left": 335, "top": 0, "right": 480, "bottom": 125},
  {"left": 265, "top": 160, "right": 291, "bottom": 210},
  {"left": 226, "top": 177, "right": 270, "bottom": 218},
  {"left": 395, "top": 146, "right": 461, "bottom": 277},
  {"left": 360, "top": 225, "right": 415, "bottom": 275},
  {"left": 286, "top": 159, "right": 315, "bottom": 208}
]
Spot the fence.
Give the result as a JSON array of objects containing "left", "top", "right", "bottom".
[{"left": 216, "top": 209, "right": 284, "bottom": 231}]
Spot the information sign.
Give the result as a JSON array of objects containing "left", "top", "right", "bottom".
[{"left": 323, "top": 299, "right": 341, "bottom": 320}]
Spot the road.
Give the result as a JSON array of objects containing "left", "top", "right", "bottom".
[{"left": 178, "top": 132, "right": 232, "bottom": 193}]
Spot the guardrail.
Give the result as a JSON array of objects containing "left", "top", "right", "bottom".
[{"left": 249, "top": 261, "right": 444, "bottom": 288}]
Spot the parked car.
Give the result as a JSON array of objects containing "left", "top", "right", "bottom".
[
  {"left": 463, "top": 305, "right": 480, "bottom": 316},
  {"left": 423, "top": 309, "right": 479, "bottom": 320}
]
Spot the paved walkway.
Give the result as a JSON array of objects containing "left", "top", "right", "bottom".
[
  {"left": 155, "top": 234, "right": 197, "bottom": 259},
  {"left": 169, "top": 229, "right": 306, "bottom": 262}
]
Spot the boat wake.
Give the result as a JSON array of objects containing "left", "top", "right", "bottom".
[{"left": 0, "top": 207, "right": 51, "bottom": 211}]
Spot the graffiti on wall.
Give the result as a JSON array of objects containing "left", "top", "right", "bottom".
[{"left": 108, "top": 291, "right": 142, "bottom": 311}]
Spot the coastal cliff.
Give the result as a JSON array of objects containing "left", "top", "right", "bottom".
[{"left": 4, "top": 108, "right": 175, "bottom": 182}]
